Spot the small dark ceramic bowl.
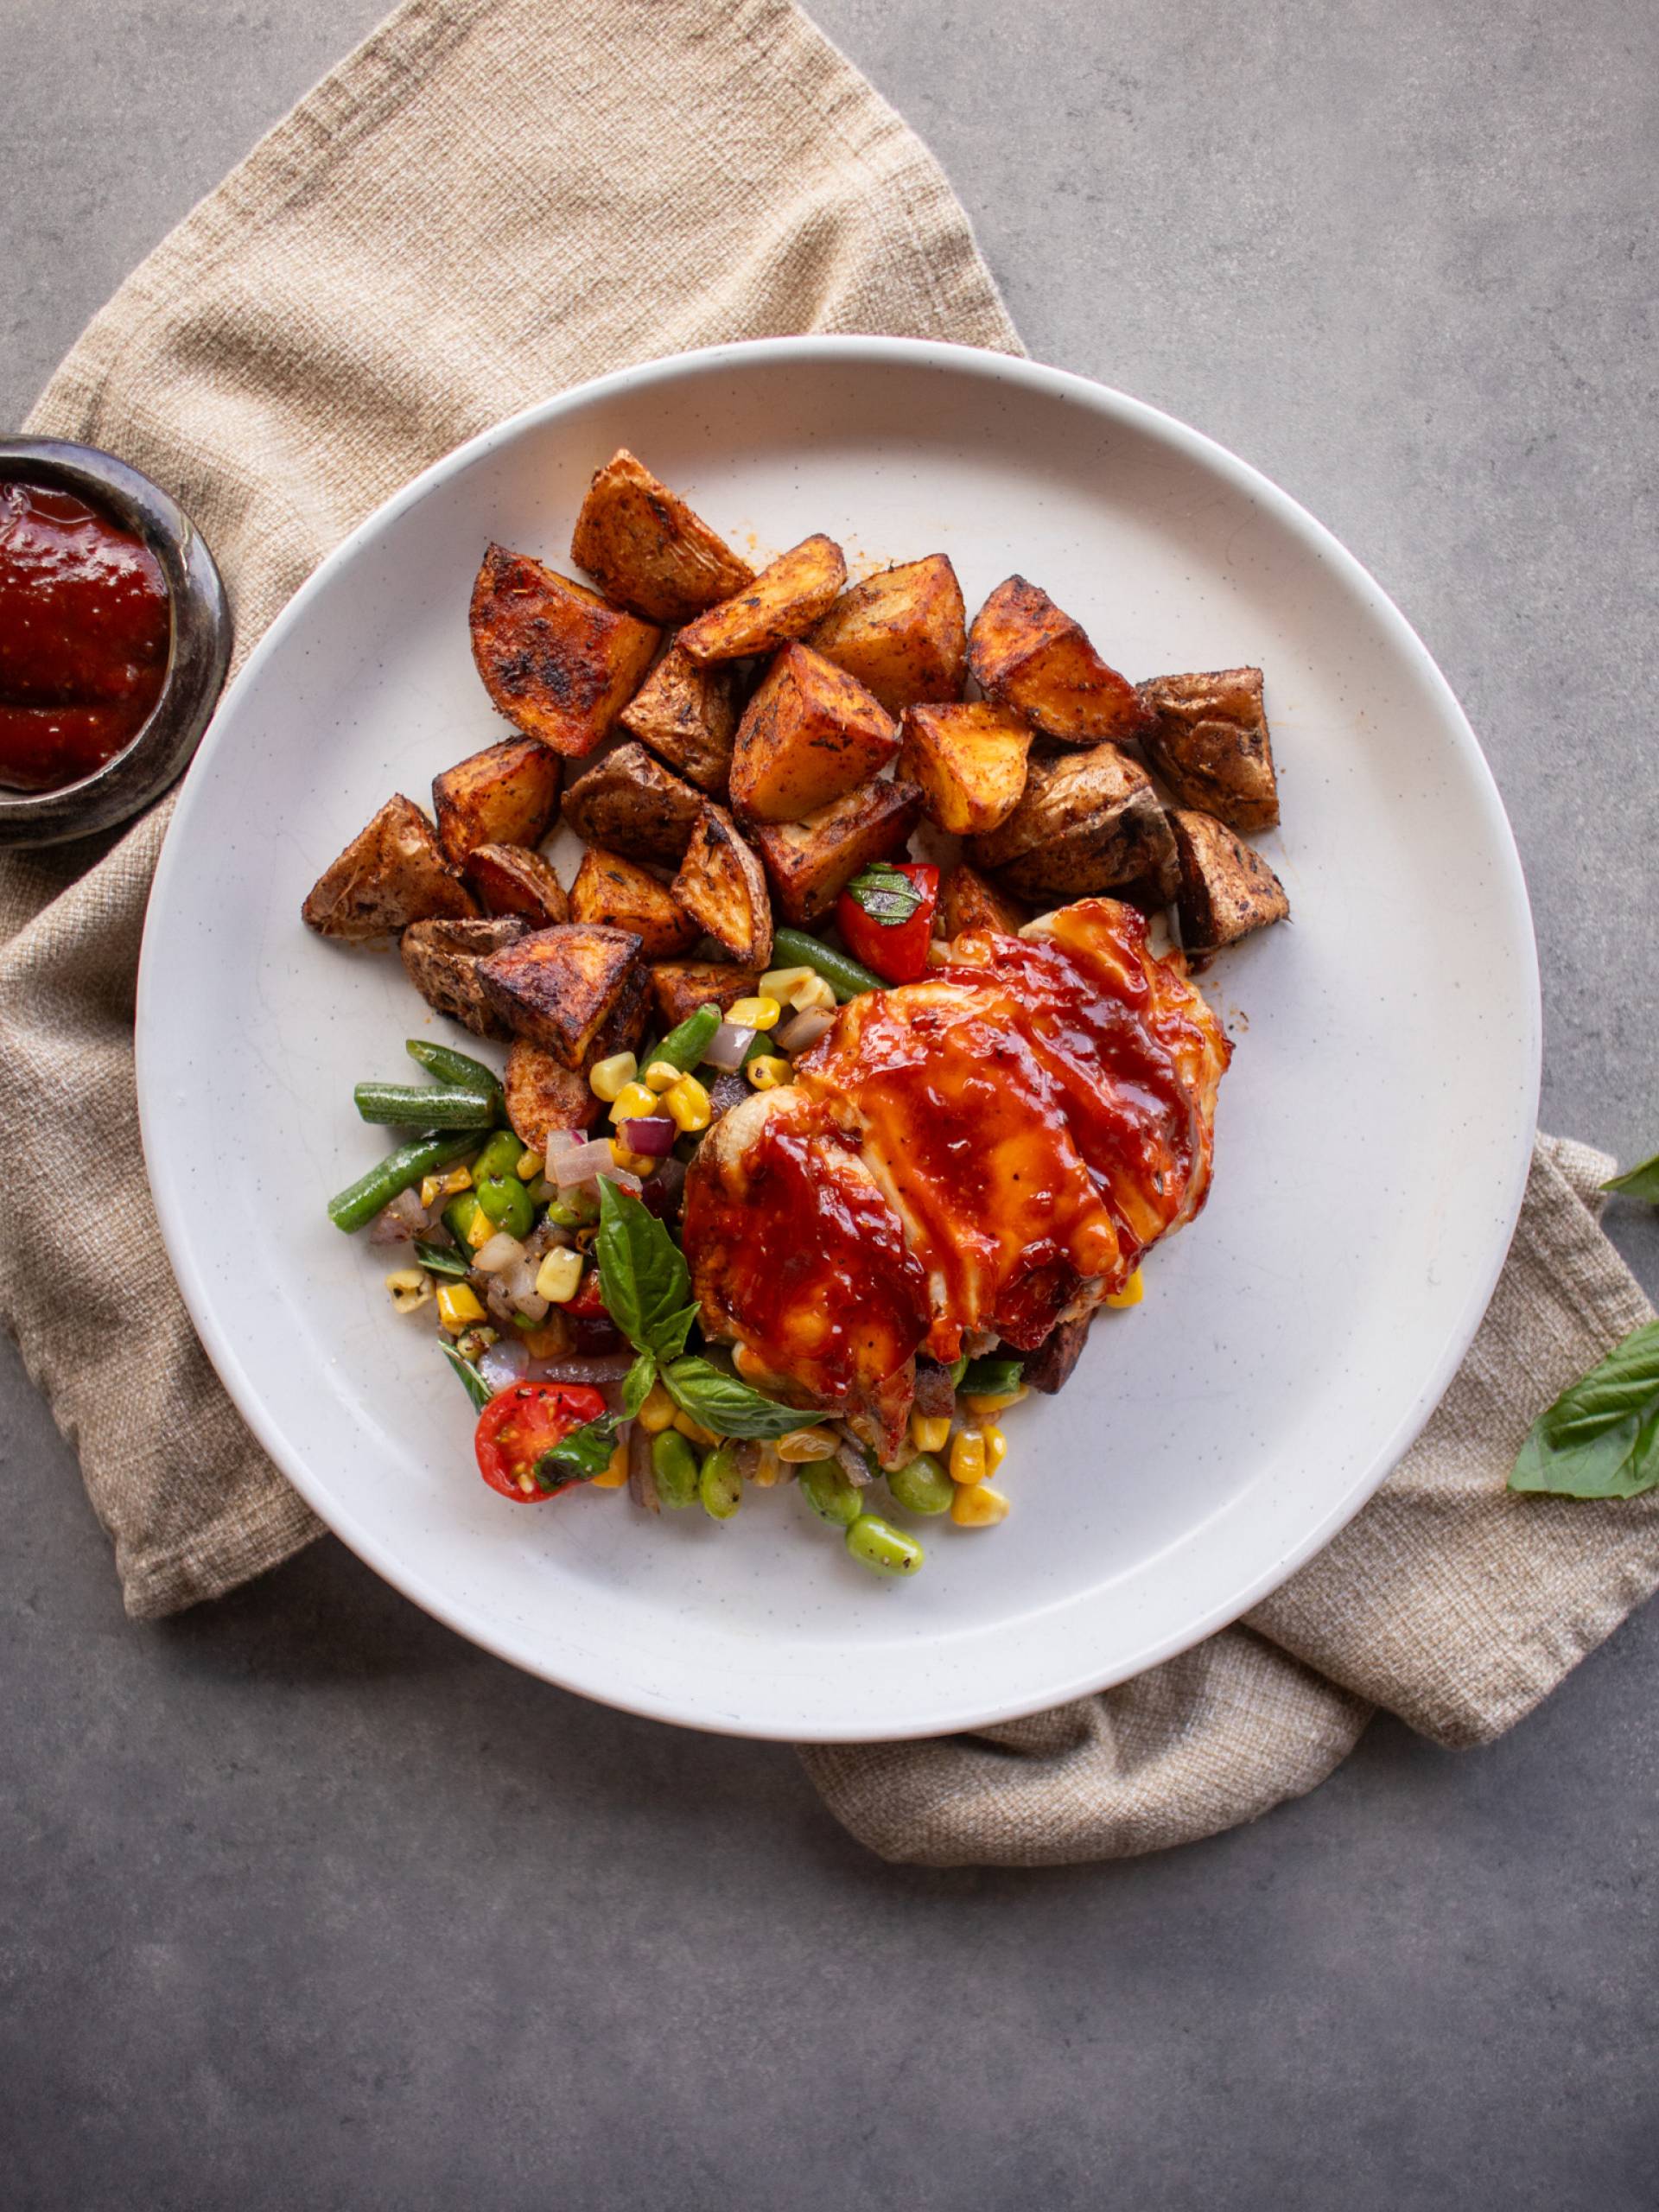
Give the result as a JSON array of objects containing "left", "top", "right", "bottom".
[{"left": 0, "top": 436, "right": 232, "bottom": 848}]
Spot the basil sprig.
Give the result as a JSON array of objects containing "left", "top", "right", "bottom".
[
  {"left": 1509, "top": 1319, "right": 1659, "bottom": 1499},
  {"left": 656, "top": 1355, "right": 816, "bottom": 1440},
  {"left": 843, "top": 862, "right": 923, "bottom": 926},
  {"left": 441, "top": 1343, "right": 493, "bottom": 1412},
  {"left": 536, "top": 1412, "right": 621, "bottom": 1490},
  {"left": 1602, "top": 1148, "right": 1659, "bottom": 1204}
]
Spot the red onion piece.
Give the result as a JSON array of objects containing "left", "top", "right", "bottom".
[
  {"left": 701, "top": 1021, "right": 756, "bottom": 1071},
  {"left": 594, "top": 1162, "right": 643, "bottom": 1198},
  {"left": 617, "top": 1116, "right": 677, "bottom": 1156},
  {"left": 554, "top": 1137, "right": 615, "bottom": 1188},
  {"left": 473, "top": 1230, "right": 524, "bottom": 1274},
  {"left": 370, "top": 1186, "right": 428, "bottom": 1243},
  {"left": 627, "top": 1420, "right": 660, "bottom": 1514},
  {"left": 528, "top": 1351, "right": 638, "bottom": 1384},
  {"left": 778, "top": 1007, "right": 834, "bottom": 1054},
  {"left": 478, "top": 1338, "right": 530, "bottom": 1394}
]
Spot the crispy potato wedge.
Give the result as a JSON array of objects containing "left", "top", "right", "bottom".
[
  {"left": 968, "top": 575, "right": 1152, "bottom": 747},
  {"left": 461, "top": 842, "right": 569, "bottom": 926},
  {"left": 505, "top": 1040, "right": 601, "bottom": 1149},
  {"left": 897, "top": 700, "right": 1032, "bottom": 836},
  {"left": 671, "top": 804, "right": 773, "bottom": 969},
  {"left": 729, "top": 644, "right": 899, "bottom": 823},
  {"left": 617, "top": 640, "right": 739, "bottom": 794},
  {"left": 936, "top": 860, "right": 1030, "bottom": 940},
  {"left": 1023, "top": 1313, "right": 1091, "bottom": 1395},
  {"left": 477, "top": 923, "right": 642, "bottom": 1066},
  {"left": 582, "top": 957, "right": 652, "bottom": 1070},
  {"left": 1169, "top": 810, "right": 1289, "bottom": 951},
  {"left": 968, "top": 744, "right": 1176, "bottom": 900},
  {"left": 399, "top": 915, "right": 529, "bottom": 1038},
  {"left": 1140, "top": 666, "right": 1280, "bottom": 833},
  {"left": 560, "top": 741, "right": 704, "bottom": 864},
  {"left": 647, "top": 960, "right": 762, "bottom": 1029},
  {"left": 570, "top": 845, "right": 701, "bottom": 957},
  {"left": 431, "top": 734, "right": 562, "bottom": 865},
  {"left": 569, "top": 449, "right": 754, "bottom": 623},
  {"left": 678, "top": 534, "right": 847, "bottom": 664},
  {"left": 469, "top": 543, "right": 659, "bottom": 758},
  {"left": 753, "top": 776, "right": 923, "bottom": 926},
  {"left": 302, "top": 794, "right": 477, "bottom": 942},
  {"left": 807, "top": 555, "right": 967, "bottom": 714}
]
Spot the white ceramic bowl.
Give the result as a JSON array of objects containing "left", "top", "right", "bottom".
[{"left": 137, "top": 338, "right": 1540, "bottom": 1741}]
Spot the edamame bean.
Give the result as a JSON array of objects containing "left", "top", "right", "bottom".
[
  {"left": 699, "top": 1443, "right": 744, "bottom": 1520},
  {"left": 475, "top": 1173, "right": 534, "bottom": 1239},
  {"left": 442, "top": 1191, "right": 481, "bottom": 1245},
  {"left": 887, "top": 1452, "right": 953, "bottom": 1516},
  {"left": 845, "top": 1512, "right": 925, "bottom": 1577},
  {"left": 651, "top": 1429, "right": 701, "bottom": 1510},
  {"left": 798, "top": 1456, "right": 861, "bottom": 1527},
  {"left": 472, "top": 1128, "right": 527, "bottom": 1185}
]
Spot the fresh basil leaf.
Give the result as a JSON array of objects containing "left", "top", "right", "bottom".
[
  {"left": 415, "top": 1240, "right": 472, "bottom": 1280},
  {"left": 661, "top": 1356, "right": 817, "bottom": 1440},
  {"left": 535, "top": 1412, "right": 620, "bottom": 1490},
  {"left": 441, "top": 1343, "right": 494, "bottom": 1412},
  {"left": 596, "top": 1180, "right": 696, "bottom": 1363},
  {"left": 845, "top": 863, "right": 923, "bottom": 926},
  {"left": 1601, "top": 1148, "right": 1659, "bottom": 1203},
  {"left": 958, "top": 1355, "right": 1024, "bottom": 1397},
  {"left": 1509, "top": 1319, "right": 1659, "bottom": 1497},
  {"left": 622, "top": 1351, "right": 657, "bottom": 1419}
]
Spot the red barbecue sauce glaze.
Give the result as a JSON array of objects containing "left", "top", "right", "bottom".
[{"left": 0, "top": 481, "right": 170, "bottom": 792}]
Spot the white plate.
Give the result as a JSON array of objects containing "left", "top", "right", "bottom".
[{"left": 137, "top": 338, "right": 1539, "bottom": 1742}]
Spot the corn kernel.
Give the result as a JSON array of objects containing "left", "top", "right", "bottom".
[
  {"left": 949, "top": 1427, "right": 988, "bottom": 1486},
  {"left": 726, "top": 995, "right": 781, "bottom": 1031},
  {"left": 775, "top": 1424, "right": 841, "bottom": 1463},
  {"left": 644, "top": 1059, "right": 683, "bottom": 1094},
  {"left": 635, "top": 1380, "right": 677, "bottom": 1433},
  {"left": 607, "top": 1080, "right": 658, "bottom": 1125},
  {"left": 385, "top": 1267, "right": 432, "bottom": 1316},
  {"left": 535, "top": 1247, "right": 584, "bottom": 1303},
  {"left": 964, "top": 1386, "right": 1027, "bottom": 1417},
  {"left": 608, "top": 1142, "right": 659, "bottom": 1177},
  {"left": 436, "top": 1282, "right": 487, "bottom": 1332},
  {"left": 589, "top": 1052, "right": 639, "bottom": 1103},
  {"left": 419, "top": 1173, "right": 442, "bottom": 1208},
  {"left": 421, "top": 1164, "right": 472, "bottom": 1207},
  {"left": 590, "top": 1440, "right": 630, "bottom": 1489},
  {"left": 758, "top": 964, "right": 815, "bottom": 1002},
  {"left": 747, "top": 1055, "right": 791, "bottom": 1090},
  {"left": 384, "top": 1267, "right": 425, "bottom": 1293},
  {"left": 662, "top": 1075, "right": 712, "bottom": 1134},
  {"left": 950, "top": 1480, "right": 1010, "bottom": 1528},
  {"left": 673, "top": 1408, "right": 721, "bottom": 1448},
  {"left": 516, "top": 1147, "right": 543, "bottom": 1182},
  {"left": 1105, "top": 1268, "right": 1144, "bottom": 1309},
  {"left": 910, "top": 1411, "right": 952, "bottom": 1454},
  {"left": 788, "top": 972, "right": 836, "bottom": 1014},
  {"left": 983, "top": 1423, "right": 1008, "bottom": 1472},
  {"left": 465, "top": 1206, "right": 496, "bottom": 1251},
  {"left": 519, "top": 1320, "right": 569, "bottom": 1359},
  {"left": 749, "top": 1446, "right": 786, "bottom": 1489}
]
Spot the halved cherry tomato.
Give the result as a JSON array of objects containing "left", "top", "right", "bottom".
[
  {"left": 835, "top": 861, "right": 939, "bottom": 984},
  {"left": 474, "top": 1381, "right": 608, "bottom": 1502}
]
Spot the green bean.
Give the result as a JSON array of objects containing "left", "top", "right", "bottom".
[
  {"left": 770, "top": 926, "right": 883, "bottom": 1002},
  {"left": 353, "top": 1081, "right": 498, "bottom": 1129},
  {"left": 413, "top": 1239, "right": 471, "bottom": 1281},
  {"left": 698, "top": 1442, "right": 744, "bottom": 1520},
  {"left": 472, "top": 1129, "right": 526, "bottom": 1184},
  {"left": 475, "top": 1174, "right": 534, "bottom": 1239},
  {"left": 327, "top": 1129, "right": 481, "bottom": 1234},
  {"left": 405, "top": 1039, "right": 503, "bottom": 1105},
  {"left": 652, "top": 1429, "right": 701, "bottom": 1510},
  {"left": 886, "top": 1452, "right": 953, "bottom": 1516},
  {"left": 845, "top": 1512, "right": 925, "bottom": 1577},
  {"left": 798, "top": 1456, "right": 862, "bottom": 1527},
  {"left": 654, "top": 1004, "right": 721, "bottom": 1073}
]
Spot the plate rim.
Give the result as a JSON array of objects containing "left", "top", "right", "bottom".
[{"left": 137, "top": 334, "right": 1542, "bottom": 1741}]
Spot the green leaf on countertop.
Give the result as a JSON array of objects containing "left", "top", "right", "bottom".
[
  {"left": 1601, "top": 1148, "right": 1659, "bottom": 1203},
  {"left": 1509, "top": 1319, "right": 1659, "bottom": 1498}
]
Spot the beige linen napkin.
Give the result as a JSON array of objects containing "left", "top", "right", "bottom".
[{"left": 4, "top": 0, "right": 1656, "bottom": 1869}]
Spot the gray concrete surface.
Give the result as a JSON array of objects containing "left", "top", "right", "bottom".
[{"left": 3, "top": 1, "right": 1657, "bottom": 2205}]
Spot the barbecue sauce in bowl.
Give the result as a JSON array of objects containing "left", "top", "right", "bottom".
[{"left": 0, "top": 480, "right": 171, "bottom": 792}]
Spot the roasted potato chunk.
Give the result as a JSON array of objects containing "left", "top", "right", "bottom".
[
  {"left": 1169, "top": 809, "right": 1289, "bottom": 951},
  {"left": 469, "top": 543, "right": 659, "bottom": 758},
  {"left": 399, "top": 915, "right": 529, "bottom": 1038},
  {"left": 570, "top": 845, "right": 700, "bottom": 957},
  {"left": 560, "top": 741, "right": 704, "bottom": 864},
  {"left": 302, "top": 794, "right": 477, "bottom": 942},
  {"left": 678, "top": 534, "right": 847, "bottom": 664},
  {"left": 1023, "top": 1313, "right": 1091, "bottom": 1395},
  {"left": 806, "top": 554, "right": 967, "bottom": 714},
  {"left": 897, "top": 701, "right": 1032, "bottom": 836},
  {"left": 968, "top": 575, "right": 1152, "bottom": 747},
  {"left": 477, "top": 923, "right": 642, "bottom": 1066},
  {"left": 461, "top": 842, "right": 569, "bottom": 926},
  {"left": 729, "top": 644, "right": 899, "bottom": 823},
  {"left": 936, "top": 860, "right": 1030, "bottom": 940},
  {"left": 582, "top": 957, "right": 652, "bottom": 1069},
  {"left": 672, "top": 804, "right": 773, "bottom": 969},
  {"left": 617, "top": 641, "right": 739, "bottom": 794},
  {"left": 647, "top": 961, "right": 762, "bottom": 1029},
  {"left": 505, "top": 1040, "right": 600, "bottom": 1150},
  {"left": 569, "top": 449, "right": 754, "bottom": 624},
  {"left": 753, "top": 776, "right": 923, "bottom": 926},
  {"left": 968, "top": 745, "right": 1176, "bottom": 901},
  {"left": 431, "top": 734, "right": 562, "bottom": 865},
  {"left": 1139, "top": 666, "right": 1280, "bottom": 833}
]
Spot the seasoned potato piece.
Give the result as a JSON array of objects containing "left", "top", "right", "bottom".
[
  {"left": 431, "top": 734, "right": 562, "bottom": 865},
  {"left": 807, "top": 555, "right": 967, "bottom": 714},
  {"left": 729, "top": 645, "right": 899, "bottom": 823},
  {"left": 569, "top": 449, "right": 755, "bottom": 623},
  {"left": 505, "top": 1040, "right": 600, "bottom": 1149},
  {"left": 399, "top": 916, "right": 528, "bottom": 1038},
  {"left": 936, "top": 861, "right": 1030, "bottom": 940},
  {"left": 477, "top": 924, "right": 642, "bottom": 1066},
  {"left": 618, "top": 641, "right": 739, "bottom": 794},
  {"left": 1169, "top": 809, "right": 1290, "bottom": 951},
  {"left": 968, "top": 575, "right": 1152, "bottom": 747},
  {"left": 969, "top": 745, "right": 1176, "bottom": 900},
  {"left": 461, "top": 842, "right": 569, "bottom": 926},
  {"left": 678, "top": 535, "right": 847, "bottom": 664},
  {"left": 302, "top": 794, "right": 477, "bottom": 942},
  {"left": 560, "top": 741, "right": 704, "bottom": 864},
  {"left": 570, "top": 845, "right": 700, "bottom": 957},
  {"left": 469, "top": 543, "right": 659, "bottom": 757},
  {"left": 753, "top": 776, "right": 923, "bottom": 926},
  {"left": 647, "top": 961, "right": 762, "bottom": 1029},
  {"left": 672, "top": 804, "right": 773, "bottom": 969},
  {"left": 582, "top": 957, "right": 652, "bottom": 1069},
  {"left": 897, "top": 701, "right": 1032, "bottom": 836},
  {"left": 1139, "top": 666, "right": 1280, "bottom": 833}
]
